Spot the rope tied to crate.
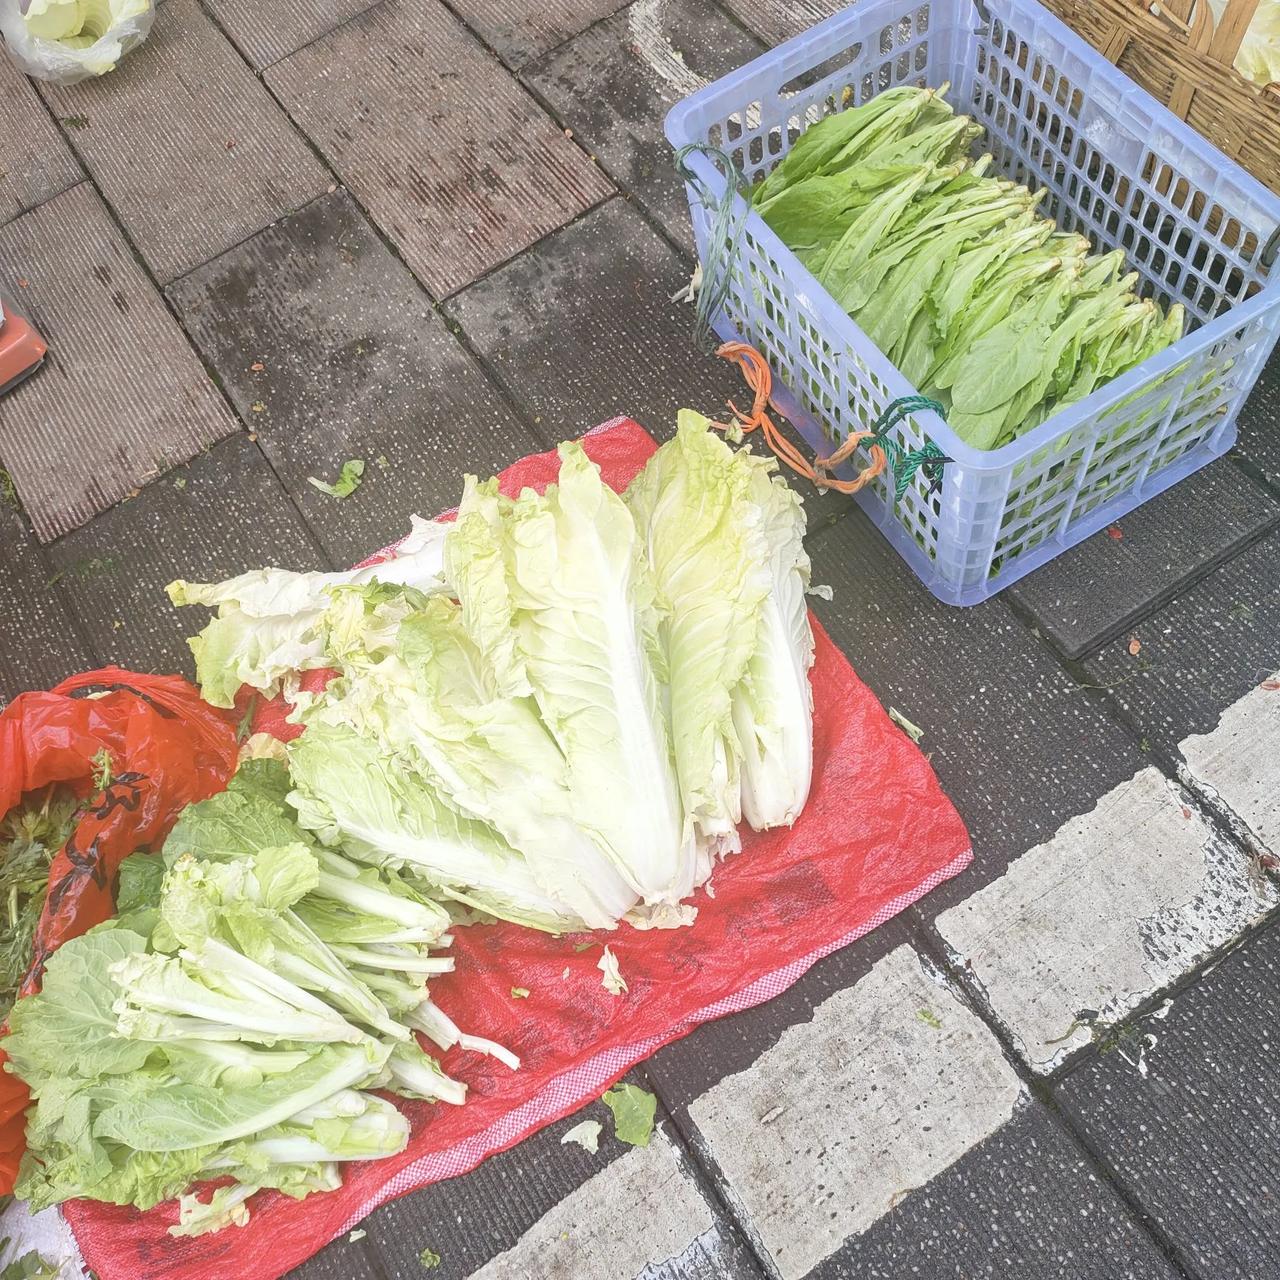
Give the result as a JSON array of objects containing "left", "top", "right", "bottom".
[
  {"left": 672, "top": 142, "right": 752, "bottom": 351},
  {"left": 713, "top": 342, "right": 951, "bottom": 500}
]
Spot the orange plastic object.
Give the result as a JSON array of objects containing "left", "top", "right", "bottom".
[{"left": 0, "top": 295, "right": 46, "bottom": 396}]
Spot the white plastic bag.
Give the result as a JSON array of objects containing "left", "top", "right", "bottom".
[{"left": 0, "top": 0, "right": 154, "bottom": 85}]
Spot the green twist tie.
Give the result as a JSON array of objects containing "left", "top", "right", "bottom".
[{"left": 865, "top": 396, "right": 951, "bottom": 501}]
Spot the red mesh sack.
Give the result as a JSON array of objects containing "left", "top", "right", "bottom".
[
  {"left": 63, "top": 419, "right": 971, "bottom": 1279},
  {"left": 0, "top": 670, "right": 239, "bottom": 1189}
]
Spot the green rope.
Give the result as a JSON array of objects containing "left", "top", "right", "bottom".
[
  {"left": 673, "top": 143, "right": 750, "bottom": 351},
  {"left": 864, "top": 396, "right": 951, "bottom": 501}
]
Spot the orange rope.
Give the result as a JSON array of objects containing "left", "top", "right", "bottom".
[{"left": 711, "top": 342, "right": 888, "bottom": 494}]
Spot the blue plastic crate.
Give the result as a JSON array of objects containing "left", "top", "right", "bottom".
[{"left": 666, "top": 0, "right": 1280, "bottom": 605}]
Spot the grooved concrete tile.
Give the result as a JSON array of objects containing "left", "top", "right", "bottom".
[
  {"left": 1008, "top": 460, "right": 1280, "bottom": 660},
  {"left": 801, "top": 509, "right": 1145, "bottom": 917},
  {"left": 936, "top": 766, "right": 1276, "bottom": 1074},
  {"left": 450, "top": 0, "right": 627, "bottom": 68},
  {"left": 1058, "top": 921, "right": 1280, "bottom": 1280},
  {"left": 361, "top": 1095, "right": 761, "bottom": 1279},
  {"left": 1181, "top": 675, "right": 1280, "bottom": 855},
  {"left": 808, "top": 1103, "right": 1179, "bottom": 1280},
  {"left": 1235, "top": 342, "right": 1280, "bottom": 484},
  {"left": 266, "top": 0, "right": 615, "bottom": 297},
  {"left": 719, "top": 0, "right": 842, "bottom": 45},
  {"left": 0, "top": 55, "right": 81, "bottom": 225},
  {"left": 525, "top": 0, "right": 765, "bottom": 247},
  {"left": 40, "top": 0, "right": 329, "bottom": 284},
  {"left": 443, "top": 197, "right": 743, "bottom": 444},
  {"left": 1079, "top": 526, "right": 1280, "bottom": 749},
  {"left": 0, "top": 185, "right": 238, "bottom": 542},
  {"left": 46, "top": 436, "right": 327, "bottom": 678},
  {"left": 0, "top": 501, "right": 92, "bottom": 706},
  {"left": 169, "top": 190, "right": 542, "bottom": 566},
  {"left": 686, "top": 945, "right": 1022, "bottom": 1280},
  {"left": 203, "top": 0, "right": 384, "bottom": 68}
]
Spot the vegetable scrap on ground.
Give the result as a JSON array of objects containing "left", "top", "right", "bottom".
[
  {"left": 1, "top": 413, "right": 817, "bottom": 1235},
  {"left": 753, "top": 85, "right": 1185, "bottom": 450}
]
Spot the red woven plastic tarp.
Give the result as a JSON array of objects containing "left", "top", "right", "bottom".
[
  {"left": 0, "top": 671, "right": 238, "bottom": 1191},
  {"left": 65, "top": 418, "right": 971, "bottom": 1280}
]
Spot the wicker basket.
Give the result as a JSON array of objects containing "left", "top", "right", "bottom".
[{"left": 1036, "top": 0, "right": 1280, "bottom": 194}]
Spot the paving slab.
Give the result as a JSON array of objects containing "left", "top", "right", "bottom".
[
  {"left": 0, "top": 500, "right": 93, "bottom": 706},
  {"left": 718, "top": 0, "right": 843, "bottom": 45},
  {"left": 444, "top": 196, "right": 743, "bottom": 445},
  {"left": 450, "top": 0, "right": 628, "bottom": 68},
  {"left": 0, "top": 55, "right": 82, "bottom": 227},
  {"left": 1008, "top": 459, "right": 1280, "bottom": 660},
  {"left": 525, "top": 0, "right": 765, "bottom": 249},
  {"left": 45, "top": 435, "right": 328, "bottom": 680},
  {"left": 40, "top": 0, "right": 330, "bottom": 284},
  {"left": 355, "top": 1094, "right": 760, "bottom": 1279},
  {"left": 1234, "top": 343, "right": 1280, "bottom": 485},
  {"left": 266, "top": 0, "right": 615, "bottom": 298},
  {"left": 169, "top": 190, "right": 543, "bottom": 566},
  {"left": 682, "top": 944, "right": 1022, "bottom": 1280},
  {"left": 936, "top": 765, "right": 1276, "bottom": 1074},
  {"left": 801, "top": 508, "right": 1146, "bottom": 916},
  {"left": 1180, "top": 675, "right": 1280, "bottom": 855},
  {"left": 1057, "top": 918, "right": 1280, "bottom": 1280},
  {"left": 202, "top": 0, "right": 384, "bottom": 68},
  {"left": 807, "top": 1101, "right": 1179, "bottom": 1280},
  {"left": 0, "top": 184, "right": 239, "bottom": 542},
  {"left": 1079, "top": 525, "right": 1280, "bottom": 750}
]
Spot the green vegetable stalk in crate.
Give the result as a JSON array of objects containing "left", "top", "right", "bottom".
[{"left": 752, "top": 85, "right": 1185, "bottom": 451}]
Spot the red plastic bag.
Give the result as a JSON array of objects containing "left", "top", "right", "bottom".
[
  {"left": 65, "top": 419, "right": 972, "bottom": 1280},
  {"left": 0, "top": 670, "right": 238, "bottom": 1190}
]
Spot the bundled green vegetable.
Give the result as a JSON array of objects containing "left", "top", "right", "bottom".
[
  {"left": 170, "top": 419, "right": 818, "bottom": 932},
  {"left": 4, "top": 761, "right": 513, "bottom": 1237},
  {"left": 753, "top": 85, "right": 1185, "bottom": 450},
  {"left": 0, "top": 788, "right": 82, "bottom": 1022}
]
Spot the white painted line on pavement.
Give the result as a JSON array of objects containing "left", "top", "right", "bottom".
[
  {"left": 628, "top": 0, "right": 707, "bottom": 99},
  {"left": 1180, "top": 671, "right": 1280, "bottom": 855},
  {"left": 687, "top": 945, "right": 1023, "bottom": 1280},
  {"left": 937, "top": 766, "right": 1276, "bottom": 1075},
  {"left": 470, "top": 1130, "right": 718, "bottom": 1280}
]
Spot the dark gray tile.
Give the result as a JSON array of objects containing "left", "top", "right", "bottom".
[
  {"left": 1079, "top": 525, "right": 1280, "bottom": 749},
  {"left": 46, "top": 436, "right": 328, "bottom": 679},
  {"left": 41, "top": 0, "right": 329, "bottom": 284},
  {"left": 809, "top": 1103, "right": 1178, "bottom": 1280},
  {"left": 444, "top": 196, "right": 743, "bottom": 445},
  {"left": 803, "top": 508, "right": 1146, "bottom": 917},
  {"left": 0, "top": 185, "right": 238, "bottom": 542},
  {"left": 266, "top": 0, "right": 615, "bottom": 298},
  {"left": 286, "top": 1232, "right": 387, "bottom": 1280},
  {"left": 449, "top": 0, "right": 627, "bottom": 68},
  {"left": 524, "top": 0, "right": 765, "bottom": 248},
  {"left": 720, "top": 0, "right": 841, "bottom": 45},
  {"left": 0, "top": 55, "right": 81, "bottom": 226},
  {"left": 1234, "top": 342, "right": 1280, "bottom": 486},
  {"left": 1008, "top": 460, "right": 1279, "bottom": 660},
  {"left": 0, "top": 498, "right": 92, "bottom": 706},
  {"left": 204, "top": 0, "right": 383, "bottom": 68},
  {"left": 1057, "top": 920, "right": 1280, "bottom": 1280},
  {"left": 169, "top": 190, "right": 543, "bottom": 565}
]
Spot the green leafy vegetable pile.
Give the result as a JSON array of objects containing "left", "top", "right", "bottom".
[
  {"left": 753, "top": 85, "right": 1186, "bottom": 450},
  {"left": 5, "top": 762, "right": 513, "bottom": 1238},
  {"left": 170, "top": 413, "right": 817, "bottom": 934},
  {"left": 0, "top": 789, "right": 81, "bottom": 1022}
]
